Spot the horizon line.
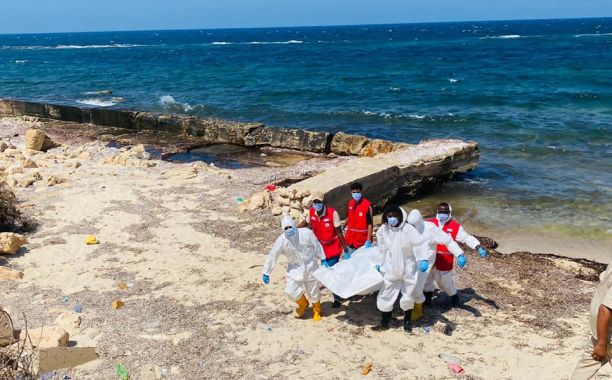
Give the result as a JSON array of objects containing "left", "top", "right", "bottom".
[{"left": 0, "top": 15, "right": 610, "bottom": 37}]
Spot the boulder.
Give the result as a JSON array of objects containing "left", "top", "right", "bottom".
[
  {"left": 244, "top": 127, "right": 330, "bottom": 153},
  {"left": 47, "top": 176, "right": 66, "bottom": 186},
  {"left": 331, "top": 132, "right": 370, "bottom": 156},
  {"left": 246, "top": 192, "right": 265, "bottom": 211},
  {"left": 301, "top": 195, "right": 313, "bottom": 208},
  {"left": 25, "top": 129, "right": 46, "bottom": 151},
  {"left": 21, "top": 325, "right": 69, "bottom": 348},
  {"left": 359, "top": 139, "right": 397, "bottom": 157},
  {"left": 0, "top": 232, "right": 27, "bottom": 255},
  {"left": 0, "top": 266, "right": 24, "bottom": 280},
  {"left": 22, "top": 158, "right": 38, "bottom": 168},
  {"left": 271, "top": 206, "right": 283, "bottom": 216},
  {"left": 19, "top": 176, "right": 36, "bottom": 188}
]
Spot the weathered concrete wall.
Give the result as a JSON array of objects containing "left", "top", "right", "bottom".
[
  {"left": 0, "top": 99, "right": 410, "bottom": 156},
  {"left": 288, "top": 139, "right": 479, "bottom": 217}
]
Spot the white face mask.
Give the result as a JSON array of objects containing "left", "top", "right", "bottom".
[
  {"left": 437, "top": 213, "right": 450, "bottom": 224},
  {"left": 387, "top": 216, "right": 399, "bottom": 227}
]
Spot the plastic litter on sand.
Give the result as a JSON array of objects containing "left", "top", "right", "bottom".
[
  {"left": 256, "top": 322, "right": 272, "bottom": 331},
  {"left": 115, "top": 364, "right": 129, "bottom": 380},
  {"left": 361, "top": 362, "right": 373, "bottom": 375},
  {"left": 112, "top": 300, "right": 125, "bottom": 310},
  {"left": 73, "top": 304, "right": 83, "bottom": 313},
  {"left": 438, "top": 353, "right": 461, "bottom": 365}
]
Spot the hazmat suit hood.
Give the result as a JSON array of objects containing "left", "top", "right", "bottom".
[
  {"left": 387, "top": 207, "right": 408, "bottom": 231},
  {"left": 281, "top": 216, "right": 299, "bottom": 247},
  {"left": 407, "top": 209, "right": 425, "bottom": 235},
  {"left": 437, "top": 204, "right": 453, "bottom": 225}
]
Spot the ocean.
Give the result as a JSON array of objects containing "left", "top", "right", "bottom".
[{"left": 0, "top": 18, "right": 610, "bottom": 241}]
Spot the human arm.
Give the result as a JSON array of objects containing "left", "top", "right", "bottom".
[
  {"left": 593, "top": 304, "right": 612, "bottom": 360},
  {"left": 430, "top": 226, "right": 464, "bottom": 257},
  {"left": 262, "top": 236, "right": 284, "bottom": 278},
  {"left": 333, "top": 210, "right": 349, "bottom": 252},
  {"left": 366, "top": 206, "right": 374, "bottom": 244},
  {"left": 455, "top": 225, "right": 481, "bottom": 250}
]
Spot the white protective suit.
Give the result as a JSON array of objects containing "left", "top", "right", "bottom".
[
  {"left": 407, "top": 209, "right": 464, "bottom": 302},
  {"left": 423, "top": 211, "right": 480, "bottom": 296},
  {"left": 376, "top": 208, "right": 426, "bottom": 312},
  {"left": 262, "top": 216, "right": 326, "bottom": 302}
]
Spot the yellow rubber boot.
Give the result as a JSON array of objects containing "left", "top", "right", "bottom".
[
  {"left": 312, "top": 301, "right": 322, "bottom": 322},
  {"left": 412, "top": 303, "right": 423, "bottom": 321},
  {"left": 294, "top": 295, "right": 309, "bottom": 318}
]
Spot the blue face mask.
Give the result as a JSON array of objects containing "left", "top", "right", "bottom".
[
  {"left": 437, "top": 213, "right": 450, "bottom": 224},
  {"left": 351, "top": 192, "right": 362, "bottom": 201},
  {"left": 313, "top": 202, "right": 324, "bottom": 212},
  {"left": 285, "top": 227, "right": 296, "bottom": 238},
  {"left": 387, "top": 216, "right": 399, "bottom": 227}
]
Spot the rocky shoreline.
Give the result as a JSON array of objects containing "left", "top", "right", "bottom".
[{"left": 0, "top": 115, "right": 608, "bottom": 379}]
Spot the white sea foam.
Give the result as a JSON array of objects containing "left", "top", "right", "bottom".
[
  {"left": 389, "top": 87, "right": 402, "bottom": 92},
  {"left": 160, "top": 95, "right": 194, "bottom": 112},
  {"left": 211, "top": 40, "right": 303, "bottom": 45},
  {"left": 77, "top": 99, "right": 116, "bottom": 107},
  {"left": 449, "top": 78, "right": 459, "bottom": 83},
  {"left": 480, "top": 34, "right": 521, "bottom": 39},
  {"left": 360, "top": 110, "right": 426, "bottom": 120},
  {"left": 84, "top": 90, "right": 113, "bottom": 95},
  {"left": 3, "top": 44, "right": 149, "bottom": 50},
  {"left": 574, "top": 33, "right": 612, "bottom": 37},
  {"left": 14, "top": 60, "right": 28, "bottom": 64}
]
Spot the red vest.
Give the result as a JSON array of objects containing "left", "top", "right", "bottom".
[
  {"left": 310, "top": 207, "right": 342, "bottom": 259},
  {"left": 344, "top": 198, "right": 371, "bottom": 249},
  {"left": 427, "top": 218, "right": 460, "bottom": 271}
]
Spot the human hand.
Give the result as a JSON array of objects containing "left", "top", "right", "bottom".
[
  {"left": 457, "top": 255, "right": 467, "bottom": 269},
  {"left": 364, "top": 240, "right": 373, "bottom": 248},
  {"left": 592, "top": 342, "right": 608, "bottom": 361},
  {"left": 419, "top": 260, "right": 429, "bottom": 273},
  {"left": 375, "top": 264, "right": 381, "bottom": 273},
  {"left": 478, "top": 246, "right": 488, "bottom": 258},
  {"left": 262, "top": 274, "right": 270, "bottom": 284}
]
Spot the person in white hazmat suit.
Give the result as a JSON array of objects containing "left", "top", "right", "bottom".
[
  {"left": 407, "top": 209, "right": 465, "bottom": 320},
  {"left": 421, "top": 202, "right": 488, "bottom": 308},
  {"left": 373, "top": 204, "right": 426, "bottom": 332},
  {"left": 262, "top": 216, "right": 326, "bottom": 321}
]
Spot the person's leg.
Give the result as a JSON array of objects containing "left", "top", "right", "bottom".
[
  {"left": 285, "top": 278, "right": 308, "bottom": 318},
  {"left": 412, "top": 265, "right": 431, "bottom": 320},
  {"left": 570, "top": 337, "right": 607, "bottom": 380},
  {"left": 423, "top": 269, "right": 436, "bottom": 306},
  {"left": 326, "top": 256, "right": 343, "bottom": 308},
  {"left": 305, "top": 279, "right": 322, "bottom": 321},
  {"left": 436, "top": 269, "right": 460, "bottom": 306},
  {"left": 373, "top": 280, "right": 399, "bottom": 330},
  {"left": 399, "top": 280, "right": 415, "bottom": 332}
]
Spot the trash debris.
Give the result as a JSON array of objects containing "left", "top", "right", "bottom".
[
  {"left": 361, "top": 362, "right": 373, "bottom": 375},
  {"left": 447, "top": 363, "right": 465, "bottom": 374},
  {"left": 62, "top": 375, "right": 72, "bottom": 380},
  {"left": 85, "top": 235, "right": 98, "bottom": 245},
  {"left": 438, "top": 353, "right": 461, "bottom": 365},
  {"left": 265, "top": 184, "right": 277, "bottom": 192},
  {"left": 236, "top": 197, "right": 245, "bottom": 203},
  {"left": 112, "top": 300, "right": 125, "bottom": 310},
  {"left": 118, "top": 282, "right": 128, "bottom": 290},
  {"left": 40, "top": 370, "right": 57, "bottom": 380},
  {"left": 256, "top": 322, "right": 272, "bottom": 331},
  {"left": 73, "top": 304, "right": 83, "bottom": 313},
  {"left": 115, "top": 364, "right": 129, "bottom": 380},
  {"left": 63, "top": 296, "right": 70, "bottom": 303},
  {"left": 422, "top": 326, "right": 430, "bottom": 334}
]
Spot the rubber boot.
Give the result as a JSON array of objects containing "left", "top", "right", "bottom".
[
  {"left": 332, "top": 294, "right": 342, "bottom": 309},
  {"left": 372, "top": 312, "right": 392, "bottom": 331},
  {"left": 403, "top": 310, "right": 413, "bottom": 332},
  {"left": 294, "top": 294, "right": 309, "bottom": 318},
  {"left": 424, "top": 292, "right": 433, "bottom": 306},
  {"left": 312, "top": 301, "right": 322, "bottom": 322},
  {"left": 451, "top": 294, "right": 461, "bottom": 308},
  {"left": 411, "top": 303, "right": 423, "bottom": 321}
]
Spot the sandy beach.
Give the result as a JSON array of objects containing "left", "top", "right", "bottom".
[{"left": 1, "top": 116, "right": 610, "bottom": 379}]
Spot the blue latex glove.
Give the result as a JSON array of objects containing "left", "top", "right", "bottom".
[
  {"left": 457, "top": 255, "right": 467, "bottom": 269},
  {"left": 262, "top": 274, "right": 270, "bottom": 284},
  {"left": 321, "top": 260, "right": 330, "bottom": 268},
  {"left": 364, "top": 240, "right": 373, "bottom": 248},
  {"left": 343, "top": 250, "right": 352, "bottom": 260},
  {"left": 375, "top": 264, "right": 381, "bottom": 273},
  {"left": 418, "top": 260, "right": 429, "bottom": 273},
  {"left": 478, "top": 246, "right": 488, "bottom": 258}
]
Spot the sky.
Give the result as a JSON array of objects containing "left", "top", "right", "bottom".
[{"left": 1, "top": 0, "right": 611, "bottom": 34}]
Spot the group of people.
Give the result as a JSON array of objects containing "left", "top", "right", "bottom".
[{"left": 261, "top": 182, "right": 488, "bottom": 331}]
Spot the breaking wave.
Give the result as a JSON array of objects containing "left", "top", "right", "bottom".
[
  {"left": 159, "top": 95, "right": 194, "bottom": 112},
  {"left": 211, "top": 40, "right": 303, "bottom": 45},
  {"left": 1, "top": 44, "right": 149, "bottom": 50},
  {"left": 574, "top": 33, "right": 612, "bottom": 37},
  {"left": 76, "top": 99, "right": 117, "bottom": 107},
  {"left": 480, "top": 34, "right": 521, "bottom": 39}
]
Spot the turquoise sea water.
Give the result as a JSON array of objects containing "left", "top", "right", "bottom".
[{"left": 0, "top": 18, "right": 610, "bottom": 237}]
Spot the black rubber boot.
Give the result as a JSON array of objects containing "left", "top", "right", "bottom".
[
  {"left": 372, "top": 312, "right": 392, "bottom": 331},
  {"left": 403, "top": 310, "right": 413, "bottom": 332},
  {"left": 451, "top": 294, "right": 461, "bottom": 308},
  {"left": 424, "top": 292, "right": 433, "bottom": 306},
  {"left": 332, "top": 294, "right": 342, "bottom": 309}
]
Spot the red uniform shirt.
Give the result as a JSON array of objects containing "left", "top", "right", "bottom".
[
  {"left": 344, "top": 198, "right": 372, "bottom": 249},
  {"left": 427, "top": 218, "right": 460, "bottom": 271},
  {"left": 310, "top": 207, "right": 343, "bottom": 259}
]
